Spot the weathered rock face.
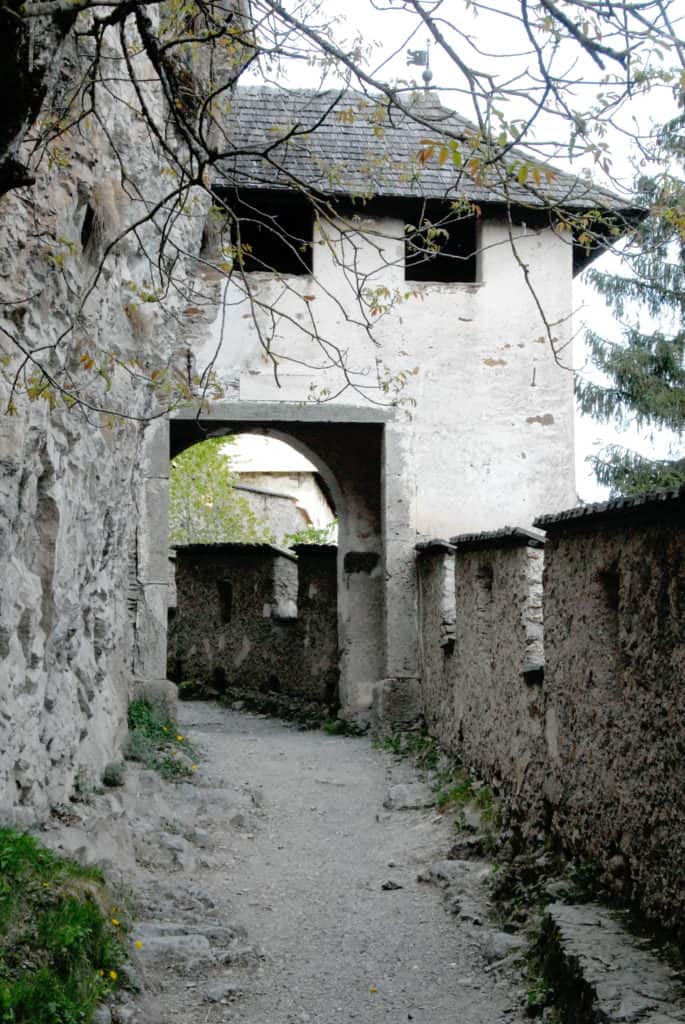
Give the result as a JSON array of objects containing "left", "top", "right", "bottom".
[
  {"left": 0, "top": 24, "right": 211, "bottom": 819},
  {"left": 0, "top": 411, "right": 140, "bottom": 816},
  {"left": 0, "top": 7, "right": 76, "bottom": 193}
]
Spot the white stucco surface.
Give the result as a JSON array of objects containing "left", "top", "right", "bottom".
[
  {"left": 197, "top": 214, "right": 577, "bottom": 539},
  {"left": 226, "top": 435, "right": 336, "bottom": 532}
]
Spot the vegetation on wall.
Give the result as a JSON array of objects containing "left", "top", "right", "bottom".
[
  {"left": 169, "top": 437, "right": 274, "bottom": 545},
  {"left": 124, "top": 699, "right": 200, "bottom": 780},
  {"left": 283, "top": 520, "right": 337, "bottom": 548}
]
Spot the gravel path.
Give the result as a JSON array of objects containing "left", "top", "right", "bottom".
[{"left": 48, "top": 701, "right": 529, "bottom": 1024}]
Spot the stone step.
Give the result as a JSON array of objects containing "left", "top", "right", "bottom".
[{"left": 540, "top": 903, "right": 685, "bottom": 1024}]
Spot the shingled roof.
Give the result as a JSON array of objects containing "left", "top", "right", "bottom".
[{"left": 218, "top": 86, "right": 639, "bottom": 219}]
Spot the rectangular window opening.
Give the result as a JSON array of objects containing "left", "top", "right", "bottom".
[
  {"left": 232, "top": 192, "right": 314, "bottom": 275},
  {"left": 217, "top": 580, "right": 233, "bottom": 624},
  {"left": 405, "top": 208, "right": 478, "bottom": 283}
]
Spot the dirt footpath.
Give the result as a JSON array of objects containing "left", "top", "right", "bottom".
[{"left": 48, "top": 702, "right": 529, "bottom": 1024}]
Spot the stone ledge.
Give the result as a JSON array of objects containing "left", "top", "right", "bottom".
[
  {"left": 415, "top": 538, "right": 456, "bottom": 554},
  {"left": 448, "top": 525, "right": 545, "bottom": 550},
  {"left": 171, "top": 400, "right": 396, "bottom": 424},
  {"left": 540, "top": 903, "right": 685, "bottom": 1024},
  {"left": 172, "top": 542, "right": 298, "bottom": 562},
  {"left": 534, "top": 483, "right": 685, "bottom": 533}
]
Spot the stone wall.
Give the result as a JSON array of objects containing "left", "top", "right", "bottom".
[
  {"left": 293, "top": 544, "right": 339, "bottom": 705},
  {"left": 233, "top": 485, "right": 308, "bottom": 542},
  {"left": 535, "top": 490, "right": 685, "bottom": 935},
  {"left": 171, "top": 410, "right": 387, "bottom": 716},
  {"left": 0, "top": 22, "right": 214, "bottom": 820},
  {"left": 168, "top": 543, "right": 338, "bottom": 703},
  {"left": 417, "top": 529, "right": 546, "bottom": 812},
  {"left": 416, "top": 487, "right": 685, "bottom": 935}
]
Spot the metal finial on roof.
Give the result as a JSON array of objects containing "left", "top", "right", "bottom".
[{"left": 406, "top": 39, "right": 433, "bottom": 91}]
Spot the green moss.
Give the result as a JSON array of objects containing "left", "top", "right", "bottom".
[{"left": 0, "top": 828, "right": 125, "bottom": 1023}]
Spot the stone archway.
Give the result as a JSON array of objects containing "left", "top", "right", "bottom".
[
  {"left": 170, "top": 403, "right": 385, "bottom": 714},
  {"left": 137, "top": 401, "right": 420, "bottom": 723}
]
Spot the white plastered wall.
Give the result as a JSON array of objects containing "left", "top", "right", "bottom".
[
  {"left": 191, "top": 211, "right": 576, "bottom": 713},
  {"left": 197, "top": 212, "right": 576, "bottom": 537}
]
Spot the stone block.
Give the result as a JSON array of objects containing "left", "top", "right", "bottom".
[
  {"left": 141, "top": 419, "right": 170, "bottom": 479},
  {"left": 372, "top": 676, "right": 422, "bottom": 734},
  {"left": 138, "top": 478, "right": 170, "bottom": 583},
  {"left": 131, "top": 678, "right": 178, "bottom": 716}
]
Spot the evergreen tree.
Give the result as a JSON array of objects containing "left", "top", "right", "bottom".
[{"left": 577, "top": 109, "right": 685, "bottom": 496}]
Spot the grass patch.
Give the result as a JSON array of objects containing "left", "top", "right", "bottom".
[
  {"left": 374, "top": 729, "right": 442, "bottom": 772},
  {"left": 376, "top": 729, "right": 501, "bottom": 851},
  {"left": 0, "top": 828, "right": 125, "bottom": 1023},
  {"left": 124, "top": 699, "right": 199, "bottom": 781},
  {"left": 321, "top": 718, "right": 365, "bottom": 737}
]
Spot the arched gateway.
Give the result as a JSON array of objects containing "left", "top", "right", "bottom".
[{"left": 137, "top": 401, "right": 420, "bottom": 723}]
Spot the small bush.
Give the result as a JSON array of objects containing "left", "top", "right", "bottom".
[
  {"left": 0, "top": 828, "right": 126, "bottom": 1023},
  {"left": 375, "top": 730, "right": 442, "bottom": 771},
  {"left": 102, "top": 763, "right": 126, "bottom": 788},
  {"left": 321, "top": 718, "right": 366, "bottom": 737},
  {"left": 121, "top": 730, "right": 156, "bottom": 765},
  {"left": 176, "top": 679, "right": 207, "bottom": 701},
  {"left": 124, "top": 700, "right": 198, "bottom": 781}
]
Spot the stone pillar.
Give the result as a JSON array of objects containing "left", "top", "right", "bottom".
[
  {"left": 131, "top": 417, "right": 176, "bottom": 710},
  {"left": 372, "top": 419, "right": 422, "bottom": 731}
]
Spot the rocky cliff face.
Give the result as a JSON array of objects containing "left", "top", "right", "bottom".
[
  {"left": 0, "top": 20, "right": 215, "bottom": 820},
  {"left": 0, "top": 6, "right": 76, "bottom": 194}
]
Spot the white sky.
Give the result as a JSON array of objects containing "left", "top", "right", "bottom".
[{"left": 244, "top": 0, "right": 683, "bottom": 500}]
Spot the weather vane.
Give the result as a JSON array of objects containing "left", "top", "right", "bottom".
[{"left": 406, "top": 39, "right": 433, "bottom": 90}]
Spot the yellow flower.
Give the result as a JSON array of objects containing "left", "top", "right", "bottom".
[
  {"left": 109, "top": 970, "right": 118, "bottom": 981},
  {"left": 42, "top": 881, "right": 50, "bottom": 888},
  {"left": 176, "top": 734, "right": 184, "bottom": 741},
  {"left": 111, "top": 918, "right": 120, "bottom": 927},
  {"left": 135, "top": 940, "right": 143, "bottom": 950},
  {"left": 191, "top": 764, "right": 198, "bottom": 771}
]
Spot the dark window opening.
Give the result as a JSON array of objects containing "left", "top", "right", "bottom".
[
  {"left": 217, "top": 580, "right": 233, "bottom": 624},
  {"left": 405, "top": 208, "right": 478, "bottom": 283},
  {"left": 212, "top": 666, "right": 228, "bottom": 692},
  {"left": 476, "top": 561, "right": 494, "bottom": 595},
  {"left": 81, "top": 203, "right": 95, "bottom": 250},
  {"left": 232, "top": 193, "right": 314, "bottom": 275},
  {"left": 598, "top": 564, "right": 620, "bottom": 613}
]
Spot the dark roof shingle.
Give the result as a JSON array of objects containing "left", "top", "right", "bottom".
[
  {"left": 534, "top": 483, "right": 685, "bottom": 532},
  {"left": 217, "top": 86, "right": 639, "bottom": 216}
]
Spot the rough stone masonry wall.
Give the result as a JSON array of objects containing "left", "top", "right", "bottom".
[
  {"left": 535, "top": 491, "right": 685, "bottom": 936},
  {"left": 168, "top": 543, "right": 339, "bottom": 704},
  {"left": 417, "top": 530, "right": 546, "bottom": 818},
  {"left": 0, "top": 23, "right": 213, "bottom": 821},
  {"left": 293, "top": 544, "right": 339, "bottom": 705},
  {"left": 416, "top": 491, "right": 685, "bottom": 935}
]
